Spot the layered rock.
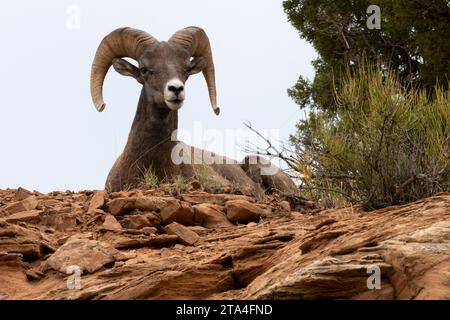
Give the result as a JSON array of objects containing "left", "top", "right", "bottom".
[{"left": 0, "top": 187, "right": 448, "bottom": 300}]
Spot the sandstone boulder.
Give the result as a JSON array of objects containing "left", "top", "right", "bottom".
[
  {"left": 120, "top": 215, "right": 152, "bottom": 230},
  {"left": 13, "top": 187, "right": 33, "bottom": 202},
  {"left": 0, "top": 223, "right": 54, "bottom": 260},
  {"left": 101, "top": 215, "right": 122, "bottom": 232},
  {"left": 193, "top": 203, "right": 234, "bottom": 229},
  {"left": 181, "top": 193, "right": 255, "bottom": 205},
  {"left": 225, "top": 199, "right": 265, "bottom": 223},
  {"left": 88, "top": 190, "right": 105, "bottom": 212},
  {"left": 40, "top": 210, "right": 79, "bottom": 231},
  {"left": 105, "top": 196, "right": 179, "bottom": 217},
  {"left": 135, "top": 196, "right": 176, "bottom": 212},
  {"left": 160, "top": 201, "right": 194, "bottom": 225},
  {"left": 5, "top": 210, "right": 42, "bottom": 224},
  {"left": 2, "top": 196, "right": 38, "bottom": 215},
  {"left": 143, "top": 212, "right": 161, "bottom": 228},
  {"left": 46, "top": 236, "right": 125, "bottom": 274},
  {"left": 164, "top": 222, "right": 200, "bottom": 246},
  {"left": 114, "top": 234, "right": 179, "bottom": 249},
  {"left": 105, "top": 197, "right": 135, "bottom": 216},
  {"left": 140, "top": 227, "right": 157, "bottom": 235}
]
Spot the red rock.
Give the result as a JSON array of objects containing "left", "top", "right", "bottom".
[
  {"left": 25, "top": 268, "right": 45, "bottom": 280},
  {"left": 160, "top": 201, "right": 194, "bottom": 225},
  {"left": 181, "top": 193, "right": 255, "bottom": 205},
  {"left": 71, "top": 194, "right": 88, "bottom": 203},
  {"left": 135, "top": 196, "right": 175, "bottom": 212},
  {"left": 141, "top": 227, "right": 157, "bottom": 235},
  {"left": 164, "top": 222, "right": 200, "bottom": 246},
  {"left": 0, "top": 241, "right": 42, "bottom": 260},
  {"left": 46, "top": 236, "right": 125, "bottom": 274},
  {"left": 89, "top": 190, "right": 105, "bottom": 211},
  {"left": 5, "top": 210, "right": 41, "bottom": 224},
  {"left": 114, "top": 235, "right": 179, "bottom": 249},
  {"left": 280, "top": 201, "right": 291, "bottom": 212},
  {"left": 120, "top": 215, "right": 152, "bottom": 230},
  {"left": 193, "top": 203, "right": 234, "bottom": 229},
  {"left": 105, "top": 196, "right": 177, "bottom": 216},
  {"left": 143, "top": 212, "right": 161, "bottom": 228},
  {"left": 38, "top": 199, "right": 63, "bottom": 209},
  {"left": 105, "top": 197, "right": 135, "bottom": 216},
  {"left": 1, "top": 188, "right": 449, "bottom": 301},
  {"left": 0, "top": 252, "right": 23, "bottom": 263},
  {"left": 122, "top": 227, "right": 158, "bottom": 236},
  {"left": 225, "top": 199, "right": 265, "bottom": 223},
  {"left": 291, "top": 211, "right": 302, "bottom": 218},
  {"left": 2, "top": 196, "right": 38, "bottom": 215},
  {"left": 187, "top": 226, "right": 210, "bottom": 236},
  {"left": 0, "top": 224, "right": 54, "bottom": 260},
  {"left": 108, "top": 191, "right": 130, "bottom": 199},
  {"left": 102, "top": 214, "right": 122, "bottom": 231},
  {"left": 40, "top": 211, "right": 78, "bottom": 231},
  {"left": 13, "top": 187, "right": 33, "bottom": 202}
]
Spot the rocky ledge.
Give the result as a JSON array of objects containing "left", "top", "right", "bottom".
[{"left": 0, "top": 185, "right": 449, "bottom": 300}]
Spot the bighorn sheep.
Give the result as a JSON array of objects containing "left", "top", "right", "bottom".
[{"left": 90, "top": 26, "right": 296, "bottom": 194}]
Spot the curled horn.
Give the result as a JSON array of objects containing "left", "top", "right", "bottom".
[
  {"left": 169, "top": 27, "right": 220, "bottom": 115},
  {"left": 90, "top": 27, "right": 157, "bottom": 112}
]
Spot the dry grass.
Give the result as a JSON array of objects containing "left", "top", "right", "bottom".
[{"left": 138, "top": 165, "right": 160, "bottom": 188}]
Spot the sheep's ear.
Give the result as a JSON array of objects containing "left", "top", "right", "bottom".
[
  {"left": 188, "top": 56, "right": 207, "bottom": 75},
  {"left": 112, "top": 58, "right": 143, "bottom": 84}
]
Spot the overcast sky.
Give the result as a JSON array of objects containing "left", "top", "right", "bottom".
[{"left": 0, "top": 0, "right": 317, "bottom": 192}]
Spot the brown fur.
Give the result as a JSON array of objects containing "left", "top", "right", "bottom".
[{"left": 102, "top": 41, "right": 296, "bottom": 195}]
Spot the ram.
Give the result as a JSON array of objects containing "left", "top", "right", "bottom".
[{"left": 90, "top": 26, "right": 296, "bottom": 194}]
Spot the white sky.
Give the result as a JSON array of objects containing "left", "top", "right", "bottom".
[{"left": 0, "top": 0, "right": 317, "bottom": 192}]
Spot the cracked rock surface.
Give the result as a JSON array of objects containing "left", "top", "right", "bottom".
[{"left": 0, "top": 187, "right": 449, "bottom": 300}]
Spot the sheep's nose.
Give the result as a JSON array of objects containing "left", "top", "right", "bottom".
[{"left": 168, "top": 84, "right": 184, "bottom": 95}]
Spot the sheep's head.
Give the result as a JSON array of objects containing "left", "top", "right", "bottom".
[{"left": 90, "top": 27, "right": 220, "bottom": 115}]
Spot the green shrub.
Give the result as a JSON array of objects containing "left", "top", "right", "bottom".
[{"left": 293, "top": 65, "right": 449, "bottom": 209}]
